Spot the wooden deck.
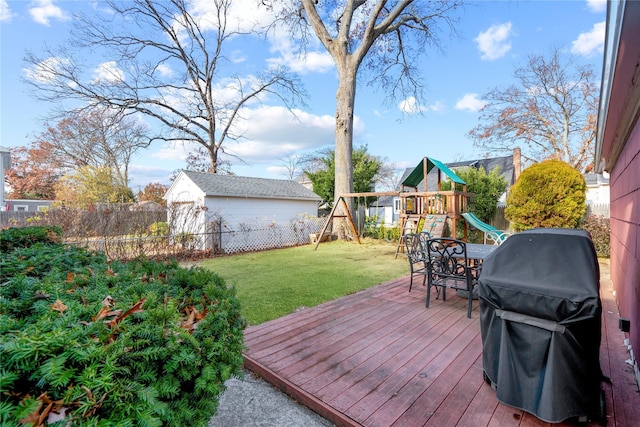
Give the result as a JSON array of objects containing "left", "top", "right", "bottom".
[{"left": 243, "top": 260, "right": 640, "bottom": 427}]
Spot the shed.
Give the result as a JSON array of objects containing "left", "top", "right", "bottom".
[{"left": 164, "top": 171, "right": 322, "bottom": 239}]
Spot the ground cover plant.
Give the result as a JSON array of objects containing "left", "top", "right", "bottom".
[
  {"left": 0, "top": 226, "right": 245, "bottom": 426},
  {"left": 199, "top": 238, "right": 408, "bottom": 325}
]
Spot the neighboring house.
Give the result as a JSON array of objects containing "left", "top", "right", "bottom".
[
  {"left": 584, "top": 173, "right": 610, "bottom": 217},
  {"left": 584, "top": 173, "right": 610, "bottom": 204},
  {"left": 164, "top": 171, "right": 322, "bottom": 245},
  {"left": 5, "top": 199, "right": 54, "bottom": 212},
  {"left": 595, "top": 0, "right": 640, "bottom": 388},
  {"left": 294, "top": 173, "right": 314, "bottom": 192},
  {"left": 368, "top": 149, "right": 521, "bottom": 226},
  {"left": 445, "top": 148, "right": 521, "bottom": 202}
]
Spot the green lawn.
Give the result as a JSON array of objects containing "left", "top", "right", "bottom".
[{"left": 198, "top": 238, "right": 409, "bottom": 325}]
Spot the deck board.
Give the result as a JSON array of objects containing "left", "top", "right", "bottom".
[{"left": 243, "top": 260, "right": 640, "bottom": 426}]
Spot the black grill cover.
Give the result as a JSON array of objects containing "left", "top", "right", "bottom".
[{"left": 478, "top": 228, "right": 602, "bottom": 423}]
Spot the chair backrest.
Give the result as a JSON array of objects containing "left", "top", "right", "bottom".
[
  {"left": 417, "top": 231, "right": 432, "bottom": 249},
  {"left": 425, "top": 238, "right": 469, "bottom": 278},
  {"left": 404, "top": 233, "right": 425, "bottom": 263}
]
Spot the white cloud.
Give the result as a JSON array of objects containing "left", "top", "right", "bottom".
[
  {"left": 399, "top": 97, "right": 445, "bottom": 114},
  {"left": 571, "top": 21, "right": 605, "bottom": 57},
  {"left": 181, "top": 0, "right": 334, "bottom": 75},
  {"left": 29, "top": 0, "right": 70, "bottom": 26},
  {"left": 1, "top": 0, "right": 14, "bottom": 22},
  {"left": 475, "top": 22, "right": 513, "bottom": 61},
  {"left": 398, "top": 97, "right": 426, "bottom": 114},
  {"left": 225, "top": 106, "right": 341, "bottom": 161},
  {"left": 152, "top": 105, "right": 360, "bottom": 166},
  {"left": 586, "top": 0, "right": 607, "bottom": 13},
  {"left": 455, "top": 93, "right": 486, "bottom": 112},
  {"left": 189, "top": 0, "right": 274, "bottom": 33},
  {"left": 92, "top": 61, "right": 125, "bottom": 83},
  {"left": 23, "top": 56, "right": 68, "bottom": 83},
  {"left": 155, "top": 64, "right": 173, "bottom": 78},
  {"left": 229, "top": 50, "right": 247, "bottom": 64},
  {"left": 267, "top": 38, "right": 335, "bottom": 74}
]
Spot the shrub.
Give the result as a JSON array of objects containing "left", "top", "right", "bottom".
[
  {"left": 505, "top": 159, "right": 587, "bottom": 231},
  {"left": 148, "top": 221, "right": 170, "bottom": 236},
  {"left": 581, "top": 215, "right": 610, "bottom": 258},
  {"left": 0, "top": 225, "right": 62, "bottom": 252},
  {"left": 0, "top": 227, "right": 246, "bottom": 426},
  {"left": 442, "top": 166, "right": 508, "bottom": 223}
]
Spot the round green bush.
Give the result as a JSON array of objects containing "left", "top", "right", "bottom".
[
  {"left": 505, "top": 159, "right": 586, "bottom": 231},
  {"left": 0, "top": 228, "right": 246, "bottom": 426}
]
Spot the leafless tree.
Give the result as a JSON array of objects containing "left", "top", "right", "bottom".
[
  {"left": 468, "top": 48, "right": 599, "bottom": 172},
  {"left": 36, "top": 108, "right": 148, "bottom": 187},
  {"left": 23, "top": 0, "right": 305, "bottom": 173},
  {"left": 278, "top": 154, "right": 311, "bottom": 179},
  {"left": 262, "top": 0, "right": 464, "bottom": 209},
  {"left": 374, "top": 161, "right": 404, "bottom": 192}
]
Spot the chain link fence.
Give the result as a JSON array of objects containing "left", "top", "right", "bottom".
[
  {"left": 2, "top": 207, "right": 327, "bottom": 261},
  {"left": 65, "top": 218, "right": 326, "bottom": 261}
]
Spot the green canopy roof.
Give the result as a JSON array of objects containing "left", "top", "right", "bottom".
[{"left": 401, "top": 157, "right": 466, "bottom": 188}]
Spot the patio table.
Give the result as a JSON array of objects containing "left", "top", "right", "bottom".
[
  {"left": 452, "top": 242, "right": 497, "bottom": 299},
  {"left": 464, "top": 243, "right": 498, "bottom": 261}
]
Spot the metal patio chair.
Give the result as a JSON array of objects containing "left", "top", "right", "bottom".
[
  {"left": 424, "top": 238, "right": 479, "bottom": 318},
  {"left": 404, "top": 233, "right": 429, "bottom": 292}
]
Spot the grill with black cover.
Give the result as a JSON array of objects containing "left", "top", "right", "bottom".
[{"left": 478, "top": 228, "right": 605, "bottom": 423}]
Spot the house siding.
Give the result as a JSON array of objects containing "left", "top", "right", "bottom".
[
  {"left": 609, "top": 120, "right": 640, "bottom": 357},
  {"left": 595, "top": 0, "right": 640, "bottom": 387}
]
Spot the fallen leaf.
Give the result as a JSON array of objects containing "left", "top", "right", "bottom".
[
  {"left": 51, "top": 299, "right": 67, "bottom": 313},
  {"left": 181, "top": 306, "right": 206, "bottom": 332},
  {"left": 102, "top": 295, "right": 115, "bottom": 307},
  {"left": 106, "top": 298, "right": 146, "bottom": 328},
  {"left": 20, "top": 392, "right": 64, "bottom": 427},
  {"left": 66, "top": 272, "right": 74, "bottom": 283},
  {"left": 93, "top": 307, "right": 122, "bottom": 321}
]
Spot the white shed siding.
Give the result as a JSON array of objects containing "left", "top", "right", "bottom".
[
  {"left": 205, "top": 197, "right": 318, "bottom": 229},
  {"left": 163, "top": 171, "right": 322, "bottom": 251},
  {"left": 165, "top": 173, "right": 207, "bottom": 235}
]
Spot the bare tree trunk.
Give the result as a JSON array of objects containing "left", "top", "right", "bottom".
[{"left": 334, "top": 66, "right": 356, "bottom": 213}]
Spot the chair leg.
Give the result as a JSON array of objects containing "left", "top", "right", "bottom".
[
  {"left": 466, "top": 277, "right": 473, "bottom": 318},
  {"left": 426, "top": 285, "right": 431, "bottom": 308}
]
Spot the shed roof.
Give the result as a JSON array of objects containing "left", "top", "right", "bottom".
[{"left": 180, "top": 171, "right": 322, "bottom": 201}]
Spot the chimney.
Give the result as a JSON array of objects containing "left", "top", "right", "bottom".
[{"left": 513, "top": 147, "right": 521, "bottom": 183}]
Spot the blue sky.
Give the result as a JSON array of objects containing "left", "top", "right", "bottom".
[{"left": 1, "top": 0, "right": 607, "bottom": 191}]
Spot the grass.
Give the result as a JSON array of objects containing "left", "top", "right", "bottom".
[{"left": 198, "top": 238, "right": 409, "bottom": 325}]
